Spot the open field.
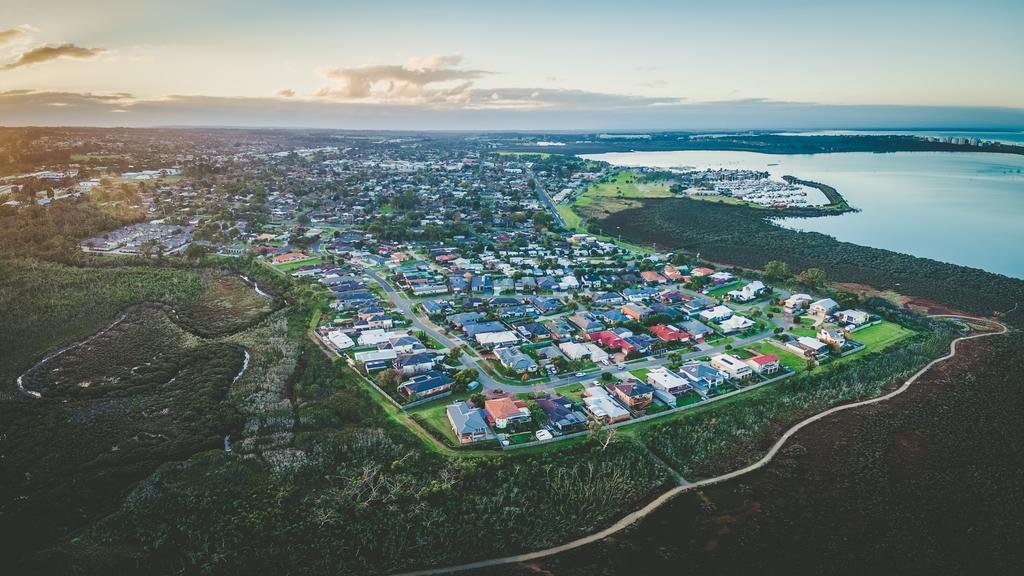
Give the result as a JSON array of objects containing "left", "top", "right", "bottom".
[
  {"left": 848, "top": 320, "right": 915, "bottom": 350},
  {"left": 273, "top": 256, "right": 323, "bottom": 271},
  {"left": 748, "top": 341, "right": 807, "bottom": 373},
  {"left": 489, "top": 331, "right": 1024, "bottom": 576}
]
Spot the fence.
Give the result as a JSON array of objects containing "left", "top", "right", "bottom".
[{"left": 500, "top": 370, "right": 795, "bottom": 451}]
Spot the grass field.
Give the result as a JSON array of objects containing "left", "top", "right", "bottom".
[
  {"left": 407, "top": 394, "right": 470, "bottom": 445},
  {"left": 848, "top": 320, "right": 915, "bottom": 351},
  {"left": 554, "top": 382, "right": 585, "bottom": 402},
  {"left": 630, "top": 368, "right": 650, "bottom": 381},
  {"left": 706, "top": 281, "right": 743, "bottom": 298},
  {"left": 273, "top": 257, "right": 323, "bottom": 271},
  {"left": 749, "top": 341, "right": 807, "bottom": 373},
  {"left": 790, "top": 327, "right": 818, "bottom": 337}
]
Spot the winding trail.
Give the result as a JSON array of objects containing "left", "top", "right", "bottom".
[
  {"left": 392, "top": 315, "right": 1008, "bottom": 576},
  {"left": 15, "top": 310, "right": 131, "bottom": 399}
]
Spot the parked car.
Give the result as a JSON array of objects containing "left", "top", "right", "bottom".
[{"left": 574, "top": 372, "right": 585, "bottom": 377}]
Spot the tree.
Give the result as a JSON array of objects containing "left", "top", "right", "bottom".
[
  {"left": 764, "top": 260, "right": 790, "bottom": 281},
  {"left": 376, "top": 368, "right": 401, "bottom": 391},
  {"left": 452, "top": 368, "right": 478, "bottom": 393},
  {"left": 795, "top": 267, "right": 827, "bottom": 288}
]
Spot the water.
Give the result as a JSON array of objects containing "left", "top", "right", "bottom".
[
  {"left": 581, "top": 150, "right": 1024, "bottom": 279},
  {"left": 772, "top": 130, "right": 1024, "bottom": 146}
]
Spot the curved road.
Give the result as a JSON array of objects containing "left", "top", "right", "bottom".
[{"left": 391, "top": 315, "right": 1008, "bottom": 576}]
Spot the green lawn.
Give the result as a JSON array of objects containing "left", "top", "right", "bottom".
[
  {"left": 407, "top": 393, "right": 470, "bottom": 445},
  {"left": 554, "top": 382, "right": 585, "bottom": 402},
  {"left": 273, "top": 257, "right": 323, "bottom": 272},
  {"left": 557, "top": 204, "right": 583, "bottom": 231},
  {"left": 790, "top": 327, "right": 818, "bottom": 338},
  {"left": 848, "top": 320, "right": 915, "bottom": 351},
  {"left": 706, "top": 281, "right": 743, "bottom": 298},
  {"left": 798, "top": 316, "right": 818, "bottom": 325},
  {"left": 676, "top": 391, "right": 704, "bottom": 407},
  {"left": 629, "top": 367, "right": 650, "bottom": 381},
  {"left": 749, "top": 341, "right": 807, "bottom": 373},
  {"left": 581, "top": 170, "right": 675, "bottom": 201}
]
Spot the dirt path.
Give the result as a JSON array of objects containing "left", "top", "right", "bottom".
[{"left": 390, "top": 315, "right": 1007, "bottom": 576}]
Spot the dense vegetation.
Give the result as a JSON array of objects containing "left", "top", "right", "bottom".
[
  {"left": 599, "top": 198, "right": 1024, "bottom": 318},
  {"left": 639, "top": 318, "right": 958, "bottom": 477},
  {"left": 487, "top": 331, "right": 1024, "bottom": 576},
  {"left": 497, "top": 133, "right": 1024, "bottom": 156}
]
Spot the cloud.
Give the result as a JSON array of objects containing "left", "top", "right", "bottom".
[
  {"left": 2, "top": 43, "right": 106, "bottom": 71},
  {"left": 316, "top": 53, "right": 490, "bottom": 102},
  {"left": 276, "top": 89, "right": 296, "bottom": 98},
  {"left": 0, "top": 25, "right": 36, "bottom": 46},
  {"left": 3, "top": 90, "right": 1023, "bottom": 132}
]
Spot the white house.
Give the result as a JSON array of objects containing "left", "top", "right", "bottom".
[
  {"left": 699, "top": 305, "right": 734, "bottom": 323},
  {"left": 326, "top": 330, "right": 355, "bottom": 351},
  {"left": 710, "top": 353, "right": 753, "bottom": 379},
  {"left": 810, "top": 298, "right": 839, "bottom": 316},
  {"left": 646, "top": 367, "right": 692, "bottom": 395},
  {"left": 727, "top": 281, "right": 767, "bottom": 303},
  {"left": 837, "top": 309, "right": 870, "bottom": 326},
  {"left": 559, "top": 342, "right": 591, "bottom": 361},
  {"left": 719, "top": 315, "right": 755, "bottom": 334},
  {"left": 475, "top": 331, "right": 520, "bottom": 348}
]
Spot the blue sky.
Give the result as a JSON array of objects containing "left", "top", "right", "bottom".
[{"left": 1, "top": 0, "right": 1022, "bottom": 129}]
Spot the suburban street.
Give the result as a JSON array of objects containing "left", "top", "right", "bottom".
[{"left": 360, "top": 266, "right": 786, "bottom": 394}]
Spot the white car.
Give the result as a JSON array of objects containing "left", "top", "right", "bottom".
[
  {"left": 535, "top": 430, "right": 553, "bottom": 441},
  {"left": 574, "top": 372, "right": 585, "bottom": 377}
]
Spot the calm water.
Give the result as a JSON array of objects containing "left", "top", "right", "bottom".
[{"left": 582, "top": 150, "right": 1024, "bottom": 279}]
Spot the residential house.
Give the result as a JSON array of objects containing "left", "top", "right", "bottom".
[
  {"left": 354, "top": 349, "right": 399, "bottom": 370},
  {"left": 447, "top": 401, "right": 490, "bottom": 443},
  {"left": 646, "top": 367, "right": 692, "bottom": 395},
  {"left": 398, "top": 370, "right": 453, "bottom": 399},
  {"left": 810, "top": 298, "right": 839, "bottom": 317},
  {"left": 536, "top": 396, "right": 588, "bottom": 432},
  {"left": 678, "top": 319, "right": 714, "bottom": 342},
  {"left": 836, "top": 309, "right": 871, "bottom": 326},
  {"left": 640, "top": 270, "right": 667, "bottom": 284},
  {"left": 484, "top": 397, "right": 532, "bottom": 429},
  {"left": 784, "top": 293, "right": 813, "bottom": 313},
  {"left": 394, "top": 351, "right": 442, "bottom": 375},
  {"left": 568, "top": 311, "right": 605, "bottom": 333},
  {"left": 727, "top": 280, "right": 768, "bottom": 303},
  {"left": 610, "top": 380, "right": 655, "bottom": 411},
  {"left": 719, "top": 315, "right": 755, "bottom": 334},
  {"left": 582, "top": 385, "right": 631, "bottom": 423},
  {"left": 745, "top": 354, "right": 781, "bottom": 375},
  {"left": 591, "top": 291, "right": 624, "bottom": 306},
  {"left": 818, "top": 327, "right": 846, "bottom": 348},
  {"left": 649, "top": 324, "right": 691, "bottom": 343},
  {"left": 795, "top": 336, "right": 829, "bottom": 357},
  {"left": 495, "top": 346, "right": 539, "bottom": 373},
  {"left": 326, "top": 330, "right": 355, "bottom": 351},
  {"left": 699, "top": 305, "right": 735, "bottom": 323},
  {"left": 475, "top": 331, "right": 520, "bottom": 348},
  {"left": 622, "top": 303, "right": 654, "bottom": 321},
  {"left": 682, "top": 296, "right": 714, "bottom": 315},
  {"left": 678, "top": 361, "right": 728, "bottom": 393},
  {"left": 710, "top": 353, "right": 753, "bottom": 380}
]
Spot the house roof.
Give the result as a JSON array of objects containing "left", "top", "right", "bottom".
[
  {"left": 749, "top": 354, "right": 780, "bottom": 366},
  {"left": 484, "top": 397, "right": 527, "bottom": 422},
  {"left": 447, "top": 401, "right": 488, "bottom": 434}
]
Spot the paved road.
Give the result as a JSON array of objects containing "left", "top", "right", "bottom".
[
  {"left": 362, "top": 267, "right": 786, "bottom": 394},
  {"left": 361, "top": 268, "right": 500, "bottom": 389},
  {"left": 530, "top": 170, "right": 567, "bottom": 229},
  {"left": 390, "top": 315, "right": 1008, "bottom": 576}
]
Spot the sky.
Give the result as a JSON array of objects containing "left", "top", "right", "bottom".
[{"left": 1, "top": 0, "right": 1023, "bottom": 130}]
